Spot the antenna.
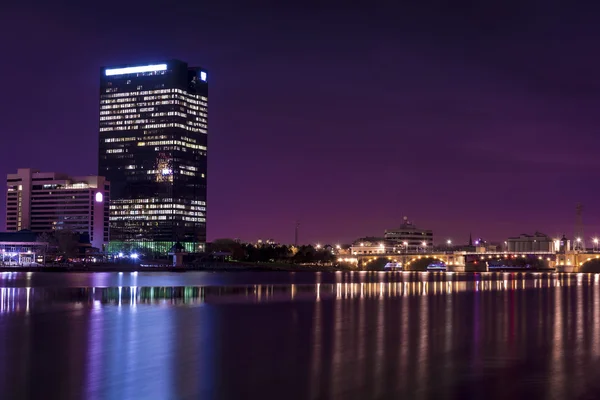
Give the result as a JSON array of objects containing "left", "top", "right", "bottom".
[
  {"left": 575, "top": 203, "right": 585, "bottom": 251},
  {"left": 294, "top": 221, "right": 299, "bottom": 247}
]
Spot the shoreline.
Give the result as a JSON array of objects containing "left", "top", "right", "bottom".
[
  {"left": 0, "top": 264, "right": 347, "bottom": 273},
  {"left": 0, "top": 264, "right": 558, "bottom": 273}
]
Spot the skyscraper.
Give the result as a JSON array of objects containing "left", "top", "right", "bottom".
[{"left": 98, "top": 60, "right": 207, "bottom": 253}]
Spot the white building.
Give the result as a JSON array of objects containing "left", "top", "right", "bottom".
[
  {"left": 6, "top": 168, "right": 110, "bottom": 250},
  {"left": 507, "top": 232, "right": 555, "bottom": 253},
  {"left": 384, "top": 217, "right": 433, "bottom": 252},
  {"left": 350, "top": 239, "right": 389, "bottom": 255}
]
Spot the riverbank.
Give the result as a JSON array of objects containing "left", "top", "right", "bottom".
[
  {"left": 0, "top": 262, "right": 348, "bottom": 273},
  {"left": 0, "top": 262, "right": 561, "bottom": 273}
]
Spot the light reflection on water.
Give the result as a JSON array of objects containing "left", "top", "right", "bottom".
[
  {"left": 0, "top": 272, "right": 596, "bottom": 314},
  {"left": 1, "top": 272, "right": 600, "bottom": 399}
]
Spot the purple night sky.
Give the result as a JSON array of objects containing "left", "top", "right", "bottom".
[{"left": 2, "top": 1, "right": 600, "bottom": 245}]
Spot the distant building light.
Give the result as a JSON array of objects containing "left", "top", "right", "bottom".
[
  {"left": 200, "top": 71, "right": 207, "bottom": 81},
  {"left": 105, "top": 63, "right": 167, "bottom": 76},
  {"left": 95, "top": 192, "right": 103, "bottom": 203}
]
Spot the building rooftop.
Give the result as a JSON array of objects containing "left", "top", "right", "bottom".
[
  {"left": 386, "top": 216, "right": 432, "bottom": 232},
  {"left": 508, "top": 232, "right": 550, "bottom": 240},
  {"left": 0, "top": 230, "right": 40, "bottom": 243}
]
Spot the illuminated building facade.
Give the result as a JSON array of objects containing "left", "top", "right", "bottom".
[
  {"left": 5, "top": 168, "right": 110, "bottom": 250},
  {"left": 384, "top": 217, "right": 434, "bottom": 252},
  {"left": 98, "top": 60, "right": 207, "bottom": 253},
  {"left": 350, "top": 238, "right": 390, "bottom": 255}
]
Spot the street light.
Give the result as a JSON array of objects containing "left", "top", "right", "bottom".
[
  {"left": 422, "top": 241, "right": 427, "bottom": 253},
  {"left": 316, "top": 244, "right": 321, "bottom": 249},
  {"left": 594, "top": 238, "right": 599, "bottom": 252}
]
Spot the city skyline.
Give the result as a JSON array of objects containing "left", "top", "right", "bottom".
[{"left": 3, "top": 1, "right": 600, "bottom": 245}]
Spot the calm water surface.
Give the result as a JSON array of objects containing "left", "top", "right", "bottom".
[{"left": 1, "top": 271, "right": 599, "bottom": 399}]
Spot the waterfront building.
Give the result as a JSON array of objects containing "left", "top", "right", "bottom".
[
  {"left": 98, "top": 60, "right": 208, "bottom": 253},
  {"left": 350, "top": 238, "right": 390, "bottom": 255},
  {"left": 0, "top": 230, "right": 48, "bottom": 265},
  {"left": 5, "top": 169, "right": 109, "bottom": 250},
  {"left": 507, "top": 232, "right": 554, "bottom": 252},
  {"left": 384, "top": 217, "right": 433, "bottom": 252}
]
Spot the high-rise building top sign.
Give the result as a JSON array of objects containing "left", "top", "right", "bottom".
[{"left": 105, "top": 63, "right": 167, "bottom": 76}]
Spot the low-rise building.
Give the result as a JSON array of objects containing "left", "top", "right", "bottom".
[
  {"left": 0, "top": 230, "right": 48, "bottom": 265},
  {"left": 350, "top": 238, "right": 389, "bottom": 255}
]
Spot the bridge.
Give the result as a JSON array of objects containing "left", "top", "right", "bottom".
[
  {"left": 555, "top": 252, "right": 600, "bottom": 272},
  {"left": 352, "top": 250, "right": 600, "bottom": 272}
]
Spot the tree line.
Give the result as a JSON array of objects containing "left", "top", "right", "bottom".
[
  {"left": 36, "top": 230, "right": 82, "bottom": 261},
  {"left": 209, "top": 239, "right": 337, "bottom": 264}
]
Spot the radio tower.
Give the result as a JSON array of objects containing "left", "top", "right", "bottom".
[{"left": 574, "top": 203, "right": 585, "bottom": 251}]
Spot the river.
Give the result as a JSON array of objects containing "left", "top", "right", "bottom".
[{"left": 0, "top": 271, "right": 598, "bottom": 399}]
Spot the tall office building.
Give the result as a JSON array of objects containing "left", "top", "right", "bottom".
[
  {"left": 98, "top": 60, "right": 208, "bottom": 253},
  {"left": 6, "top": 168, "right": 110, "bottom": 250}
]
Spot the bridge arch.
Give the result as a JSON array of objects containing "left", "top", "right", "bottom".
[
  {"left": 405, "top": 256, "right": 448, "bottom": 271},
  {"left": 468, "top": 253, "right": 553, "bottom": 268},
  {"left": 578, "top": 255, "right": 600, "bottom": 272},
  {"left": 362, "top": 256, "right": 400, "bottom": 270}
]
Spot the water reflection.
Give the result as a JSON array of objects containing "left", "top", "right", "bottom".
[
  {"left": 2, "top": 273, "right": 600, "bottom": 399},
  {"left": 0, "top": 273, "right": 598, "bottom": 314}
]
